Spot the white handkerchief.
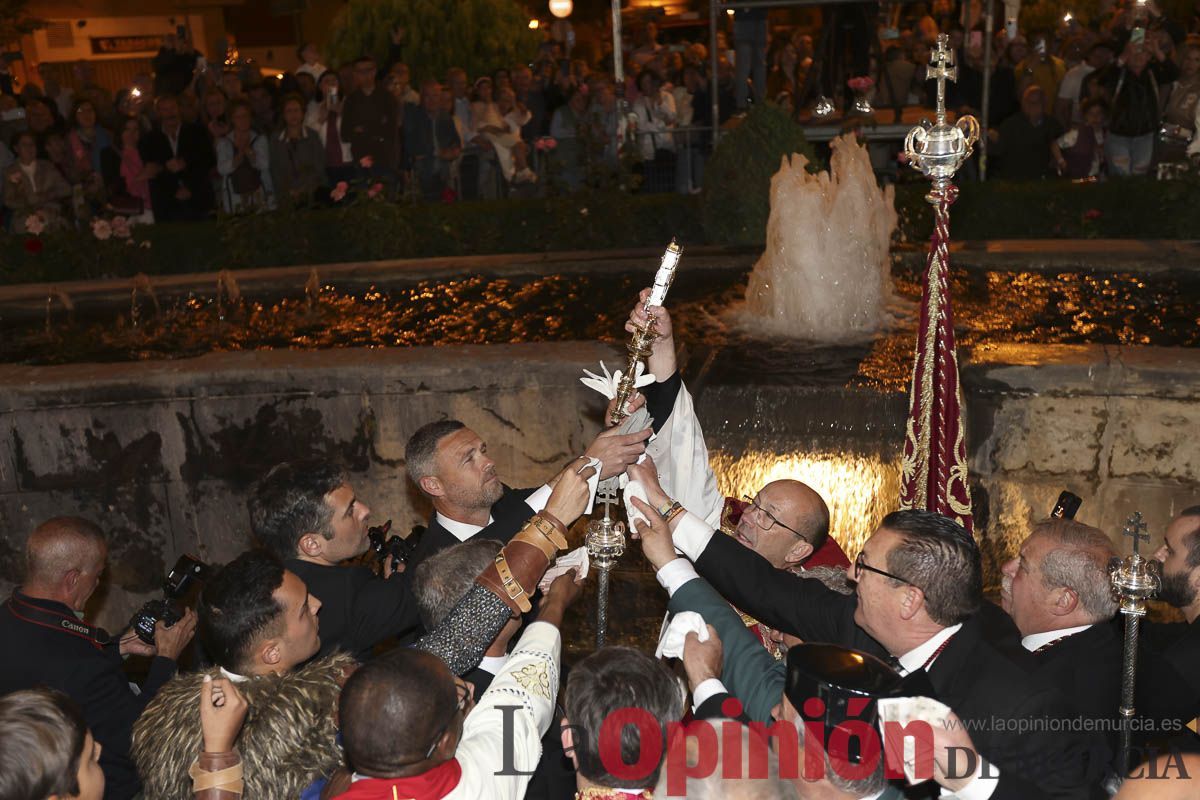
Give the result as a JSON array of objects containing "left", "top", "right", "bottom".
[
  {"left": 538, "top": 546, "right": 591, "bottom": 593},
  {"left": 580, "top": 360, "right": 657, "bottom": 402},
  {"left": 655, "top": 610, "right": 709, "bottom": 659},
  {"left": 876, "top": 696, "right": 955, "bottom": 784},
  {"left": 578, "top": 456, "right": 602, "bottom": 516},
  {"left": 623, "top": 479, "right": 650, "bottom": 530}
]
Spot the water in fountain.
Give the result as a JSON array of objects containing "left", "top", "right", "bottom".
[
  {"left": 44, "top": 288, "right": 74, "bottom": 336},
  {"left": 215, "top": 270, "right": 242, "bottom": 322},
  {"left": 129, "top": 274, "right": 160, "bottom": 328},
  {"left": 737, "top": 134, "right": 899, "bottom": 342}
]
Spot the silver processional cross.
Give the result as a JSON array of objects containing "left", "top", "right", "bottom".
[{"left": 928, "top": 34, "right": 957, "bottom": 125}]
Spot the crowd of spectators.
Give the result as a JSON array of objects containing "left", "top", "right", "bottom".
[{"left": 1, "top": 1, "right": 1198, "bottom": 235}]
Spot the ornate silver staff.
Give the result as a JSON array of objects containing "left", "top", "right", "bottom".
[
  {"left": 897, "top": 35, "right": 979, "bottom": 529},
  {"left": 585, "top": 481, "right": 625, "bottom": 648},
  {"left": 587, "top": 238, "right": 682, "bottom": 647},
  {"left": 1109, "top": 511, "right": 1160, "bottom": 778},
  {"left": 610, "top": 238, "right": 682, "bottom": 425}
]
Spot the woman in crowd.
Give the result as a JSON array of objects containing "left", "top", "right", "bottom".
[
  {"left": 201, "top": 88, "right": 231, "bottom": 144},
  {"left": 100, "top": 117, "right": 156, "bottom": 222},
  {"left": 630, "top": 69, "right": 677, "bottom": 193},
  {"left": 766, "top": 38, "right": 800, "bottom": 106},
  {"left": 549, "top": 85, "right": 588, "bottom": 189},
  {"left": 1053, "top": 98, "right": 1108, "bottom": 178},
  {"left": 5, "top": 130, "right": 71, "bottom": 233},
  {"left": 217, "top": 99, "right": 273, "bottom": 212},
  {"left": 1159, "top": 43, "right": 1200, "bottom": 166},
  {"left": 66, "top": 99, "right": 111, "bottom": 182},
  {"left": 305, "top": 70, "right": 353, "bottom": 185},
  {"left": 269, "top": 93, "right": 326, "bottom": 206}
]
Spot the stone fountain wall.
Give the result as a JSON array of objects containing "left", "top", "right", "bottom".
[{"left": 1, "top": 341, "right": 1198, "bottom": 631}]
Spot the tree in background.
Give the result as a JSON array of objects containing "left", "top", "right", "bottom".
[{"left": 328, "top": 0, "right": 540, "bottom": 79}]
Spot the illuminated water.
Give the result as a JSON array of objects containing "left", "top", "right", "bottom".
[
  {"left": 738, "top": 135, "right": 899, "bottom": 341},
  {"left": 4, "top": 267, "right": 1198, "bottom": 393}
]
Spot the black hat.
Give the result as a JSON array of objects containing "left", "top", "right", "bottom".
[{"left": 785, "top": 643, "right": 904, "bottom": 767}]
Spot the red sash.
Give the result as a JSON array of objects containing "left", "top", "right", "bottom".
[{"left": 332, "top": 760, "right": 462, "bottom": 800}]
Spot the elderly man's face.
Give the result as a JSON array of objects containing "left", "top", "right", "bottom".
[{"left": 1000, "top": 533, "right": 1056, "bottom": 636}]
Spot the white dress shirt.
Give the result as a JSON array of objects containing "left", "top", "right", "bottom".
[
  {"left": 436, "top": 484, "right": 553, "bottom": 543},
  {"left": 1020, "top": 624, "right": 1092, "bottom": 652}
]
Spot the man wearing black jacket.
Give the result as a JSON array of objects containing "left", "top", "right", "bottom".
[
  {"left": 403, "top": 418, "right": 650, "bottom": 570},
  {"left": 628, "top": 459, "right": 1108, "bottom": 799},
  {"left": 0, "top": 516, "right": 196, "bottom": 800},
  {"left": 999, "top": 518, "right": 1122, "bottom": 760},
  {"left": 250, "top": 460, "right": 419, "bottom": 662},
  {"left": 140, "top": 94, "right": 215, "bottom": 221}
]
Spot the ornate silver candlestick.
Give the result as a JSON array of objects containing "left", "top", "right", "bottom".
[
  {"left": 610, "top": 238, "right": 681, "bottom": 425},
  {"left": 1109, "top": 511, "right": 1160, "bottom": 778},
  {"left": 585, "top": 479, "right": 625, "bottom": 648}
]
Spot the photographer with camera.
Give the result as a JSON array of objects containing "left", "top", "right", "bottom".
[
  {"left": 0, "top": 516, "right": 196, "bottom": 800},
  {"left": 249, "top": 460, "right": 424, "bottom": 662}
]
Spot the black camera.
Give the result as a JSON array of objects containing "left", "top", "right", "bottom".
[
  {"left": 130, "top": 554, "right": 210, "bottom": 645},
  {"left": 367, "top": 520, "right": 423, "bottom": 572},
  {"left": 1050, "top": 491, "right": 1082, "bottom": 520}
]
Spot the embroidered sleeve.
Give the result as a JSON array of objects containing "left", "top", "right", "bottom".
[{"left": 454, "top": 622, "right": 562, "bottom": 800}]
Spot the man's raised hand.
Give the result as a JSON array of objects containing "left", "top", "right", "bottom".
[
  {"left": 584, "top": 425, "right": 651, "bottom": 480},
  {"left": 544, "top": 458, "right": 600, "bottom": 527}
]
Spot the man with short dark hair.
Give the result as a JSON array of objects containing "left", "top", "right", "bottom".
[
  {"left": 342, "top": 55, "right": 398, "bottom": 171},
  {"left": 327, "top": 569, "right": 584, "bottom": 800},
  {"left": 631, "top": 457, "right": 1108, "bottom": 799},
  {"left": 561, "top": 646, "right": 684, "bottom": 796},
  {"left": 403, "top": 418, "right": 649, "bottom": 569},
  {"left": 141, "top": 94, "right": 215, "bottom": 221},
  {"left": 134, "top": 551, "right": 346, "bottom": 800},
  {"left": 0, "top": 688, "right": 105, "bottom": 800},
  {"left": 249, "top": 459, "right": 419, "bottom": 661},
  {"left": 0, "top": 517, "right": 196, "bottom": 800}
]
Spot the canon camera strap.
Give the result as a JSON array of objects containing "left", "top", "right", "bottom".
[{"left": 4, "top": 592, "right": 111, "bottom": 650}]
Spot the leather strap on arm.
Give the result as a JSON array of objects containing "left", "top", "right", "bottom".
[{"left": 476, "top": 513, "right": 566, "bottom": 614}]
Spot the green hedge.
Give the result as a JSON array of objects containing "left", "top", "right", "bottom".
[{"left": 1, "top": 176, "right": 1195, "bottom": 286}]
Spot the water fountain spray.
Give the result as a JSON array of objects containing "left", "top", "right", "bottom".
[{"left": 588, "top": 238, "right": 682, "bottom": 647}]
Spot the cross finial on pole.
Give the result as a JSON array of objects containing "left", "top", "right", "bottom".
[
  {"left": 929, "top": 33, "right": 957, "bottom": 124},
  {"left": 1123, "top": 511, "right": 1150, "bottom": 556}
]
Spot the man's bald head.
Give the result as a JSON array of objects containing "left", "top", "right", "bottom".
[
  {"left": 735, "top": 480, "right": 830, "bottom": 569},
  {"left": 23, "top": 517, "right": 107, "bottom": 610},
  {"left": 340, "top": 648, "right": 459, "bottom": 776}
]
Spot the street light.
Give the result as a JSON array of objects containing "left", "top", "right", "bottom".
[{"left": 549, "top": 0, "right": 572, "bottom": 18}]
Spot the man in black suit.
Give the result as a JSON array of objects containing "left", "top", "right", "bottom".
[
  {"left": 139, "top": 94, "right": 215, "bottom": 221},
  {"left": 0, "top": 517, "right": 196, "bottom": 800},
  {"left": 411, "top": 538, "right": 576, "bottom": 800},
  {"left": 627, "top": 459, "right": 1107, "bottom": 799},
  {"left": 249, "top": 459, "right": 421, "bottom": 662},
  {"left": 403, "top": 419, "right": 650, "bottom": 570},
  {"left": 999, "top": 518, "right": 1121, "bottom": 759},
  {"left": 1142, "top": 506, "right": 1200, "bottom": 735}
]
